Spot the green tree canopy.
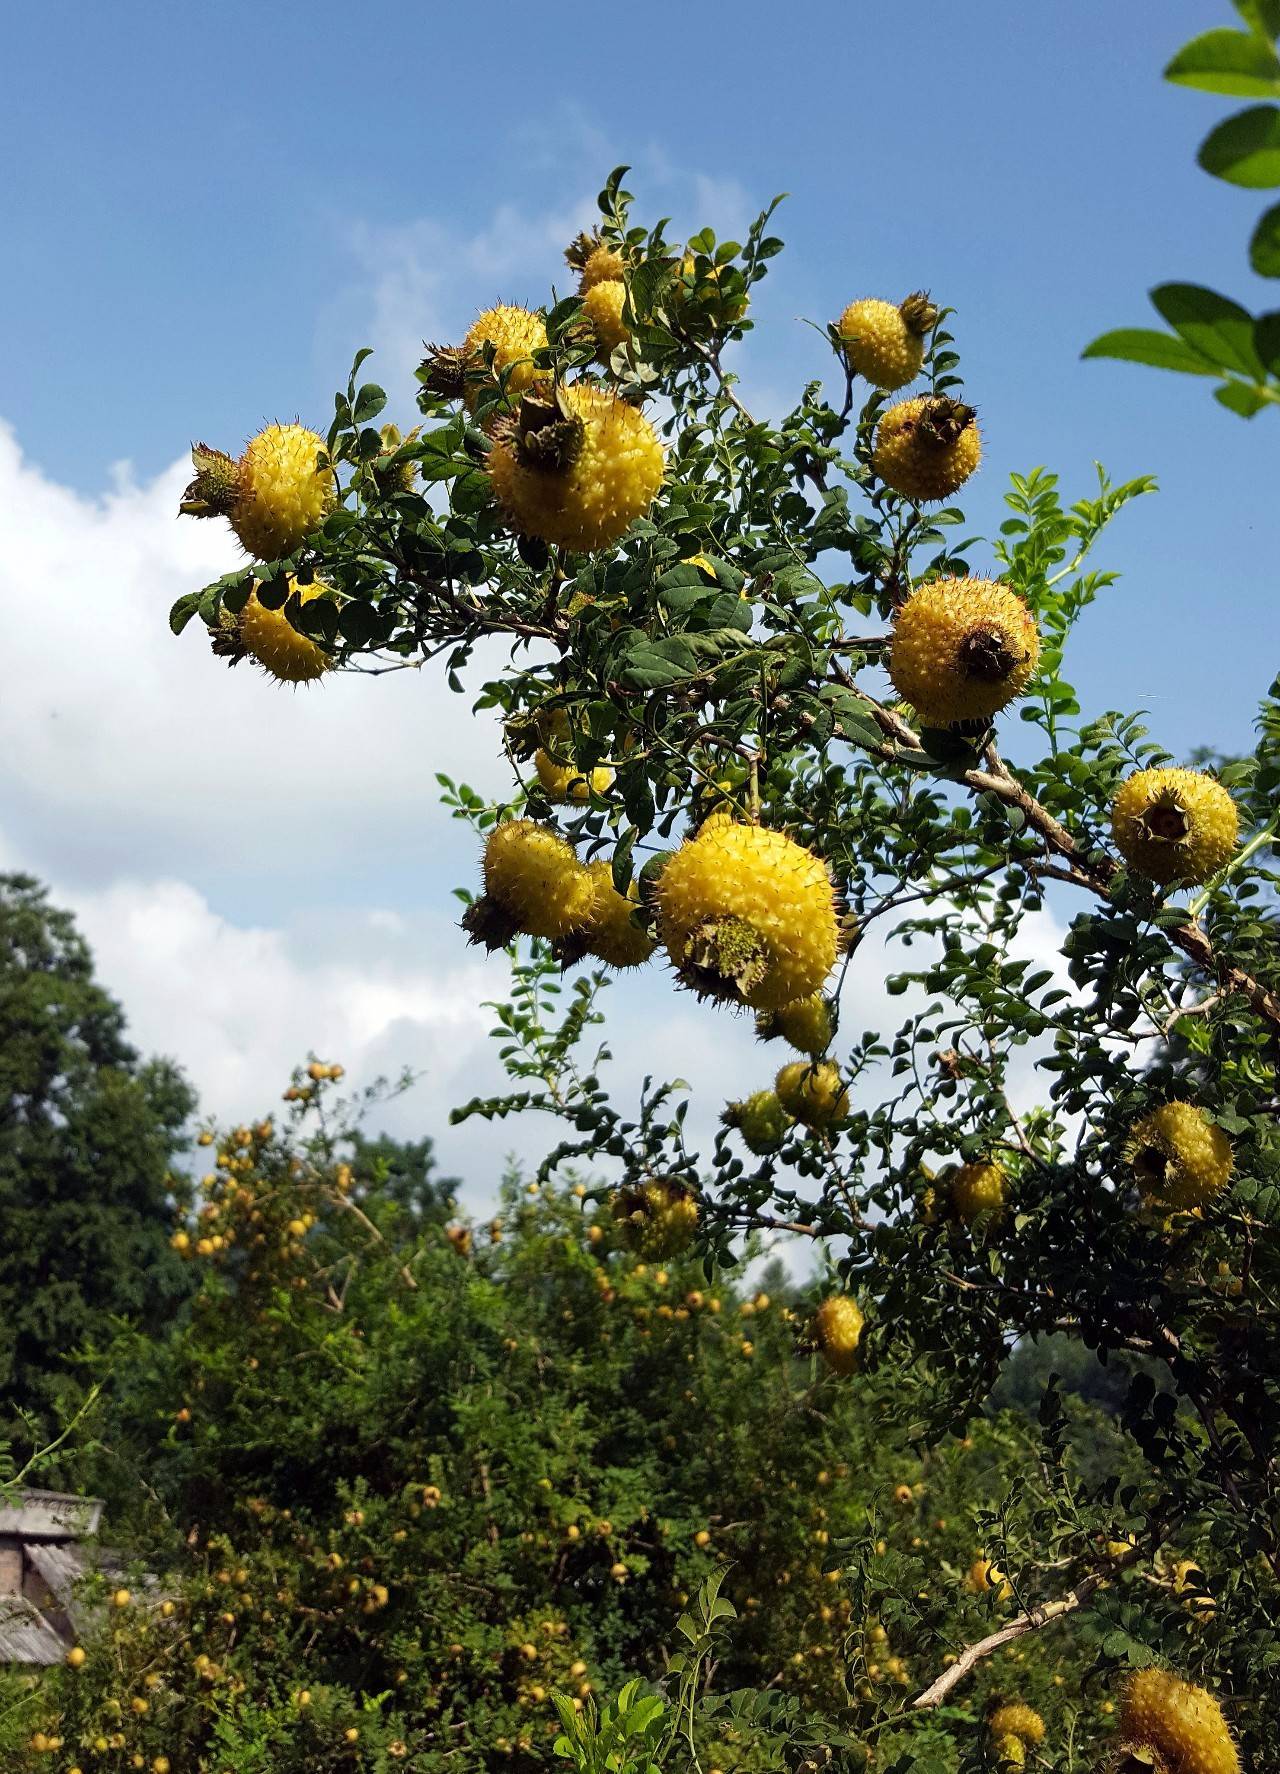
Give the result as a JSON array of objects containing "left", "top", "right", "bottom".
[{"left": 0, "top": 873, "right": 195, "bottom": 1441}]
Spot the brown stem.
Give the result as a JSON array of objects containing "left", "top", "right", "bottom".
[{"left": 910, "top": 1575, "right": 1106, "bottom": 1711}]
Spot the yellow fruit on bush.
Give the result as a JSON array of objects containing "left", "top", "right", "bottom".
[
  {"left": 813, "top": 1295, "right": 864, "bottom": 1375},
  {"left": 872, "top": 395, "right": 981, "bottom": 502},
  {"left": 889, "top": 578, "right": 1039, "bottom": 728},
  {"left": 837, "top": 293, "right": 937, "bottom": 390},
  {"left": 1127, "top": 1102, "right": 1234, "bottom": 1211},
  {"left": 775, "top": 1061, "right": 849, "bottom": 1129},
  {"left": 583, "top": 280, "right": 630, "bottom": 356},
  {"left": 992, "top": 1735, "right": 1025, "bottom": 1768},
  {"left": 654, "top": 820, "right": 841, "bottom": 1011},
  {"left": 572, "top": 861, "right": 656, "bottom": 969},
  {"left": 755, "top": 994, "right": 833, "bottom": 1056},
  {"left": 948, "top": 1160, "right": 1006, "bottom": 1228},
  {"left": 239, "top": 579, "right": 332, "bottom": 684},
  {"left": 66, "top": 1646, "right": 87, "bottom": 1669},
  {"left": 966, "top": 1557, "right": 1011, "bottom": 1601},
  {"left": 577, "top": 243, "right": 626, "bottom": 292},
  {"left": 989, "top": 1704, "right": 1045, "bottom": 1746},
  {"left": 487, "top": 384, "right": 664, "bottom": 552},
  {"left": 232, "top": 424, "right": 336, "bottom": 559},
  {"left": 1110, "top": 768, "right": 1239, "bottom": 887},
  {"left": 722, "top": 1089, "right": 793, "bottom": 1156},
  {"left": 612, "top": 1179, "right": 699, "bottom": 1258},
  {"left": 112, "top": 1588, "right": 132, "bottom": 1609},
  {"left": 532, "top": 748, "right": 614, "bottom": 803},
  {"left": 475, "top": 819, "right": 596, "bottom": 942},
  {"left": 1120, "top": 1669, "right": 1239, "bottom": 1774},
  {"left": 461, "top": 305, "right": 548, "bottom": 412}
]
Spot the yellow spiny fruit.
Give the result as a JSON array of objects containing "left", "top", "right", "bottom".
[
  {"left": 966, "top": 1557, "right": 1012, "bottom": 1601},
  {"left": 813, "top": 1295, "right": 864, "bottom": 1375},
  {"left": 533, "top": 748, "right": 615, "bottom": 803},
  {"left": 654, "top": 821, "right": 841, "bottom": 1011},
  {"left": 992, "top": 1738, "right": 1025, "bottom": 1769},
  {"left": 889, "top": 578, "right": 1040, "bottom": 728},
  {"left": 578, "top": 244, "right": 626, "bottom": 292},
  {"left": 461, "top": 305, "right": 548, "bottom": 412},
  {"left": 1110, "top": 768, "right": 1239, "bottom": 887},
  {"left": 872, "top": 395, "right": 981, "bottom": 503},
  {"left": 583, "top": 280, "right": 630, "bottom": 356},
  {"left": 775, "top": 1061, "right": 849, "bottom": 1129},
  {"left": 487, "top": 384, "right": 664, "bottom": 552},
  {"left": 948, "top": 1160, "right": 1006, "bottom": 1228},
  {"left": 837, "top": 293, "right": 937, "bottom": 390},
  {"left": 230, "top": 424, "right": 336, "bottom": 559},
  {"left": 756, "top": 994, "right": 833, "bottom": 1056},
  {"left": 1127, "top": 1102, "right": 1234, "bottom": 1210},
  {"left": 240, "top": 580, "right": 331, "bottom": 684},
  {"left": 577, "top": 861, "right": 655, "bottom": 969},
  {"left": 612, "top": 1179, "right": 699, "bottom": 1258},
  {"left": 989, "top": 1704, "right": 1045, "bottom": 1746},
  {"left": 481, "top": 819, "right": 596, "bottom": 940},
  {"left": 1121, "top": 1669, "right": 1240, "bottom": 1774},
  {"left": 722, "top": 1089, "right": 793, "bottom": 1156}
]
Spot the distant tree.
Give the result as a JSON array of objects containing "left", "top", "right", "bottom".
[
  {"left": 0, "top": 874, "right": 194, "bottom": 1441},
  {"left": 345, "top": 1126, "right": 458, "bottom": 1237}
]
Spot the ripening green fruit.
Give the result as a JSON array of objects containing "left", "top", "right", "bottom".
[
  {"left": 989, "top": 1704, "right": 1045, "bottom": 1746},
  {"left": 948, "top": 1160, "right": 1006, "bottom": 1228},
  {"left": 477, "top": 819, "right": 596, "bottom": 942},
  {"left": 889, "top": 578, "right": 1040, "bottom": 728},
  {"left": 872, "top": 396, "right": 981, "bottom": 502},
  {"left": 1110, "top": 768, "right": 1239, "bottom": 887},
  {"left": 1120, "top": 1669, "right": 1239, "bottom": 1774},
  {"left": 836, "top": 292, "right": 937, "bottom": 390},
  {"left": 240, "top": 580, "right": 331, "bottom": 684},
  {"left": 813, "top": 1295, "right": 864, "bottom": 1375},
  {"left": 755, "top": 994, "right": 833, "bottom": 1056},
  {"left": 1127, "top": 1102, "right": 1234, "bottom": 1210},
  {"left": 582, "top": 280, "right": 630, "bottom": 356},
  {"left": 612, "top": 1179, "right": 699, "bottom": 1257},
  {"left": 775, "top": 1061, "right": 849, "bottom": 1129},
  {"left": 722, "top": 1090, "right": 793, "bottom": 1156},
  {"left": 654, "top": 819, "right": 841, "bottom": 1012},
  {"left": 487, "top": 385, "right": 664, "bottom": 552}
]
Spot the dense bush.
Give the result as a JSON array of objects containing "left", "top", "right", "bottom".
[{"left": 1, "top": 1074, "right": 1137, "bottom": 1772}]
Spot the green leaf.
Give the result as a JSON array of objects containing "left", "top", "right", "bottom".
[
  {"left": 337, "top": 601, "right": 381, "bottom": 645},
  {"left": 352, "top": 383, "right": 387, "bottom": 425},
  {"left": 1251, "top": 201, "right": 1280, "bottom": 273},
  {"left": 1255, "top": 307, "right": 1280, "bottom": 366},
  {"left": 168, "top": 592, "right": 202, "bottom": 636},
  {"left": 1081, "top": 328, "right": 1219, "bottom": 375},
  {"left": 1197, "top": 103, "right": 1280, "bottom": 185},
  {"left": 1215, "top": 379, "right": 1270, "bottom": 414},
  {"left": 1165, "top": 28, "right": 1280, "bottom": 96},
  {"left": 1148, "top": 283, "right": 1265, "bottom": 376},
  {"left": 1234, "top": 0, "right": 1280, "bottom": 42}
]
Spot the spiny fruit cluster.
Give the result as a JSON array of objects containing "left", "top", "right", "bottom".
[
  {"left": 463, "top": 818, "right": 653, "bottom": 969},
  {"left": 1115, "top": 1668, "right": 1240, "bottom": 1774},
  {"left": 653, "top": 817, "right": 843, "bottom": 1012},
  {"left": 889, "top": 577, "right": 1040, "bottom": 729},
  {"left": 182, "top": 423, "right": 336, "bottom": 560},
  {"left": 836, "top": 292, "right": 938, "bottom": 391},
  {"left": 1111, "top": 766, "right": 1240, "bottom": 887},
  {"left": 1127, "top": 1102, "right": 1234, "bottom": 1211}
]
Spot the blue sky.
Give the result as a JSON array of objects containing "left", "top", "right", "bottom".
[{"left": 0, "top": 0, "right": 1275, "bottom": 1186}]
